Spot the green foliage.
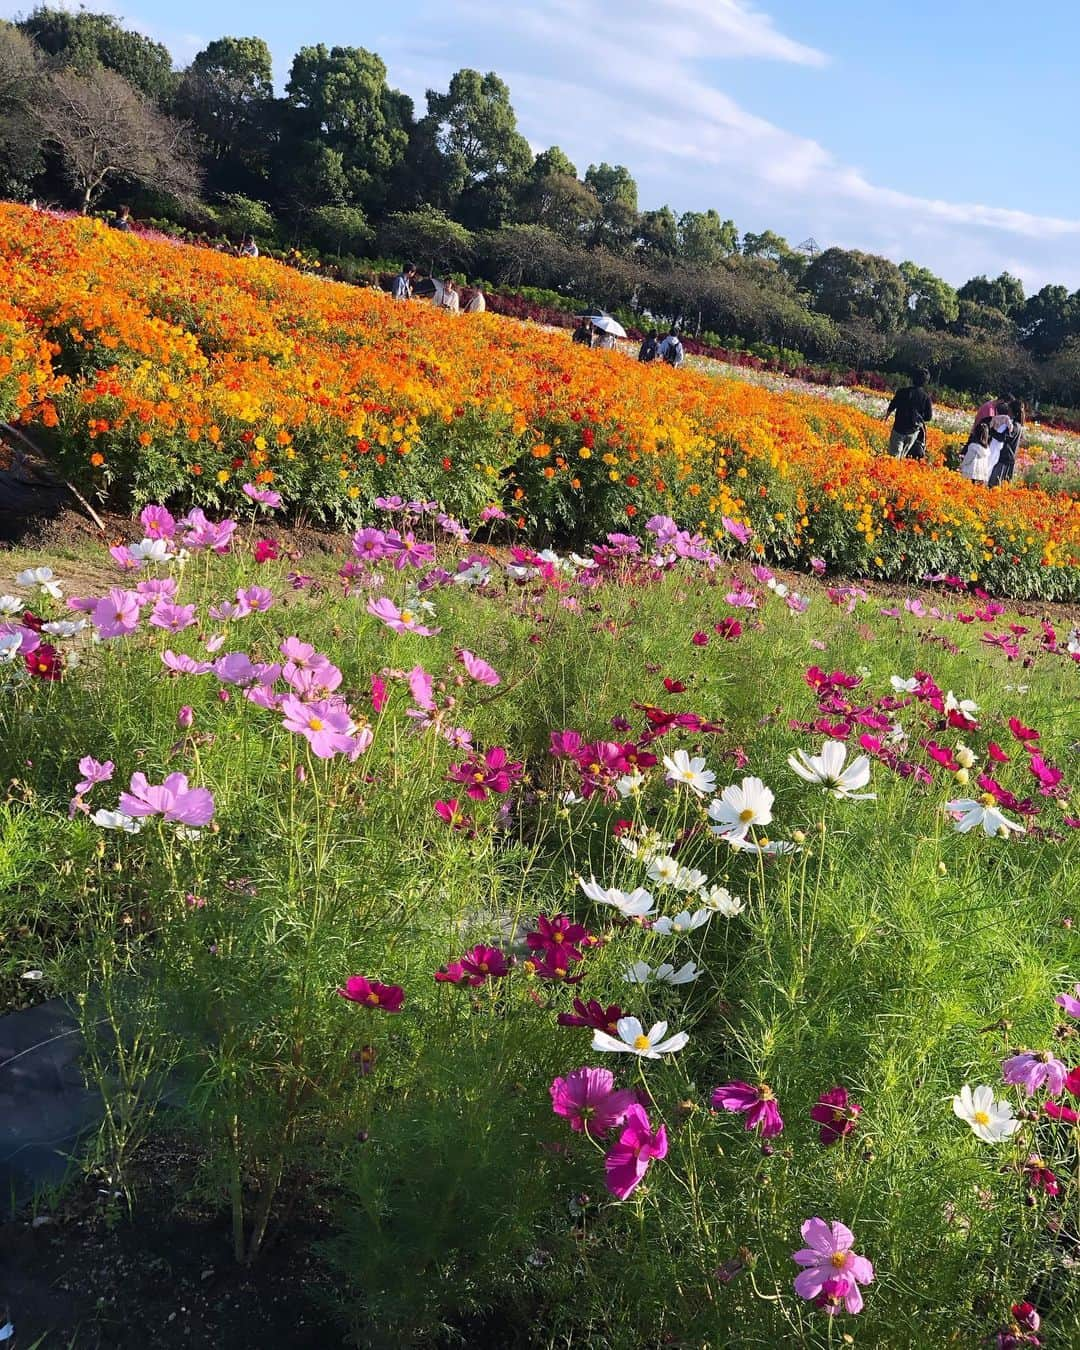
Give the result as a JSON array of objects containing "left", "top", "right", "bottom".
[
  {"left": 309, "top": 204, "right": 371, "bottom": 257},
  {"left": 18, "top": 4, "right": 176, "bottom": 101},
  {"left": 215, "top": 192, "right": 275, "bottom": 240},
  {"left": 378, "top": 206, "right": 475, "bottom": 274}
]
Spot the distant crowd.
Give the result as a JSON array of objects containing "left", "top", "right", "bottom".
[
  {"left": 391, "top": 263, "right": 486, "bottom": 313},
  {"left": 883, "top": 368, "right": 1023, "bottom": 486}
]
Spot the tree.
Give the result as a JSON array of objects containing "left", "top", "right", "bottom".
[
  {"left": 584, "top": 162, "right": 638, "bottom": 252},
  {"left": 677, "top": 209, "right": 738, "bottom": 267},
  {"left": 803, "top": 247, "right": 908, "bottom": 332},
  {"left": 957, "top": 272, "right": 1025, "bottom": 317},
  {"left": 953, "top": 299, "right": 1014, "bottom": 343},
  {"left": 215, "top": 193, "right": 275, "bottom": 240},
  {"left": 899, "top": 262, "right": 959, "bottom": 329},
  {"left": 638, "top": 206, "right": 678, "bottom": 257},
  {"left": 1018, "top": 284, "right": 1080, "bottom": 358},
  {"left": 0, "top": 24, "right": 45, "bottom": 196},
  {"left": 530, "top": 146, "right": 576, "bottom": 181},
  {"left": 38, "top": 64, "right": 201, "bottom": 213},
  {"left": 175, "top": 37, "right": 273, "bottom": 190},
  {"left": 19, "top": 5, "right": 176, "bottom": 102},
  {"left": 284, "top": 45, "right": 412, "bottom": 210},
  {"left": 309, "top": 204, "right": 371, "bottom": 257},
  {"left": 378, "top": 206, "right": 474, "bottom": 274},
  {"left": 521, "top": 171, "right": 599, "bottom": 241}
]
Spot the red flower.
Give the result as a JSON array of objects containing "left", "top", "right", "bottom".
[
  {"left": 253, "top": 538, "right": 278, "bottom": 563},
  {"left": 557, "top": 998, "right": 624, "bottom": 1033},
  {"left": 25, "top": 643, "right": 63, "bottom": 680},
  {"left": 1009, "top": 717, "right": 1040, "bottom": 743}
]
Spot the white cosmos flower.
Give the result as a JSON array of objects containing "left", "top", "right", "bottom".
[
  {"left": 591, "top": 1015, "right": 689, "bottom": 1059},
  {"left": 617, "top": 829, "right": 672, "bottom": 863},
  {"left": 452, "top": 561, "right": 491, "bottom": 586},
  {"left": 787, "top": 740, "right": 875, "bottom": 800},
  {"left": 943, "top": 690, "right": 979, "bottom": 718},
  {"left": 568, "top": 552, "right": 597, "bottom": 570},
  {"left": 561, "top": 790, "right": 584, "bottom": 806},
  {"left": 1067, "top": 628, "right": 1080, "bottom": 656},
  {"left": 578, "top": 877, "right": 656, "bottom": 918},
  {"left": 0, "top": 633, "right": 23, "bottom": 663},
  {"left": 91, "top": 809, "right": 143, "bottom": 834},
  {"left": 886, "top": 722, "right": 907, "bottom": 746},
  {"left": 0, "top": 594, "right": 21, "bottom": 615},
  {"left": 42, "top": 619, "right": 87, "bottom": 639},
  {"left": 16, "top": 566, "right": 63, "bottom": 599},
  {"left": 129, "top": 537, "right": 175, "bottom": 565},
  {"left": 651, "top": 908, "right": 710, "bottom": 936},
  {"left": 952, "top": 1084, "right": 1022, "bottom": 1143},
  {"left": 646, "top": 855, "right": 680, "bottom": 886},
  {"left": 699, "top": 885, "right": 744, "bottom": 917},
  {"left": 662, "top": 749, "right": 716, "bottom": 797},
  {"left": 890, "top": 675, "right": 919, "bottom": 693},
  {"left": 626, "top": 960, "right": 701, "bottom": 986},
  {"left": 727, "top": 834, "right": 796, "bottom": 855},
  {"left": 673, "top": 866, "right": 708, "bottom": 892},
  {"left": 707, "top": 776, "right": 774, "bottom": 840},
  {"left": 946, "top": 797, "right": 1025, "bottom": 838},
  {"left": 616, "top": 768, "right": 646, "bottom": 798}
]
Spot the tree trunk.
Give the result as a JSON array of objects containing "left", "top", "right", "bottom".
[{"left": 80, "top": 184, "right": 92, "bottom": 215}]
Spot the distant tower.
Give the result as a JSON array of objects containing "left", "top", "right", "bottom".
[{"left": 797, "top": 236, "right": 821, "bottom": 260}]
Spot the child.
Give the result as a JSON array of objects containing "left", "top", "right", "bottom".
[{"left": 958, "top": 421, "right": 991, "bottom": 484}]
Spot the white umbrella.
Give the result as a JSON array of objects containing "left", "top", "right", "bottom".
[{"left": 582, "top": 314, "right": 627, "bottom": 338}]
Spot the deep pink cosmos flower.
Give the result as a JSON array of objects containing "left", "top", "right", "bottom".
[
  {"left": 550, "top": 1067, "right": 637, "bottom": 1136},
  {"left": 1022, "top": 1155, "right": 1060, "bottom": 1197},
  {"left": 522, "top": 951, "right": 584, "bottom": 984},
  {"left": 1009, "top": 717, "right": 1040, "bottom": 744},
  {"left": 447, "top": 746, "right": 522, "bottom": 800},
  {"left": 1029, "top": 754, "right": 1064, "bottom": 795},
  {"left": 604, "top": 1104, "right": 668, "bottom": 1200},
  {"left": 25, "top": 643, "right": 62, "bottom": 679},
  {"left": 434, "top": 798, "right": 474, "bottom": 832},
  {"left": 558, "top": 999, "right": 625, "bottom": 1034},
  {"left": 1044, "top": 1067, "right": 1080, "bottom": 1123},
  {"left": 385, "top": 531, "right": 436, "bottom": 569},
  {"left": 280, "top": 694, "right": 357, "bottom": 759},
  {"left": 714, "top": 617, "right": 743, "bottom": 640},
  {"left": 119, "top": 771, "right": 215, "bottom": 826},
  {"left": 549, "top": 729, "right": 583, "bottom": 757},
  {"left": 691, "top": 630, "right": 709, "bottom": 646},
  {"left": 993, "top": 1302, "right": 1042, "bottom": 1349},
  {"left": 1003, "top": 1050, "right": 1069, "bottom": 1097},
  {"left": 1055, "top": 984, "right": 1080, "bottom": 1019},
  {"left": 337, "top": 975, "right": 405, "bottom": 1012},
  {"left": 792, "top": 1219, "right": 874, "bottom": 1315},
  {"left": 253, "top": 538, "right": 278, "bottom": 564},
  {"left": 527, "top": 914, "right": 591, "bottom": 963},
  {"left": 712, "top": 1081, "right": 783, "bottom": 1137},
  {"left": 435, "top": 945, "right": 513, "bottom": 986},
  {"left": 810, "top": 1087, "right": 862, "bottom": 1145}
]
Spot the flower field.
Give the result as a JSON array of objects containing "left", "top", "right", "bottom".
[
  {"left": 1, "top": 497, "right": 1078, "bottom": 1346},
  {"left": 3, "top": 205, "right": 1079, "bottom": 599}
]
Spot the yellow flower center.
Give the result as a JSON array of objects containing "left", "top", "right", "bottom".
[
  {"left": 633, "top": 1034, "right": 652, "bottom": 1050},
  {"left": 553, "top": 932, "right": 564, "bottom": 942},
  {"left": 738, "top": 808, "right": 755, "bottom": 823},
  {"left": 366, "top": 992, "right": 380, "bottom": 1005},
  {"left": 973, "top": 1109, "right": 991, "bottom": 1126},
  {"left": 308, "top": 717, "right": 324, "bottom": 731},
  {"left": 830, "top": 1251, "right": 848, "bottom": 1270},
  {"left": 980, "top": 793, "right": 997, "bottom": 808},
  {"left": 400, "top": 609, "right": 414, "bottom": 624}
]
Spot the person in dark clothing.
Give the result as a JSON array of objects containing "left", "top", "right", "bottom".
[
  {"left": 572, "top": 319, "right": 593, "bottom": 348},
  {"left": 988, "top": 398, "right": 1023, "bottom": 486},
  {"left": 883, "top": 368, "right": 933, "bottom": 458},
  {"left": 112, "top": 205, "right": 133, "bottom": 232},
  {"left": 638, "top": 333, "right": 659, "bottom": 363}
]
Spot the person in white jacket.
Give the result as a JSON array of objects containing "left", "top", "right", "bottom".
[{"left": 958, "top": 422, "right": 991, "bottom": 483}]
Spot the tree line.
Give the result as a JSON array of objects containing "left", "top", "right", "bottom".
[{"left": 6, "top": 6, "right": 1080, "bottom": 406}]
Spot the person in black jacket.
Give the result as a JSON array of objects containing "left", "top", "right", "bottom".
[
  {"left": 988, "top": 398, "right": 1023, "bottom": 486},
  {"left": 572, "top": 319, "right": 594, "bottom": 347},
  {"left": 638, "top": 333, "right": 659, "bottom": 363},
  {"left": 883, "top": 368, "right": 933, "bottom": 458}
]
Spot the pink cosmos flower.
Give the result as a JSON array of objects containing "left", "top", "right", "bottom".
[
  {"left": 604, "top": 1103, "right": 668, "bottom": 1200},
  {"left": 460, "top": 650, "right": 500, "bottom": 686},
  {"left": 1002, "top": 1050, "right": 1069, "bottom": 1097},
  {"left": 238, "top": 586, "right": 274, "bottom": 613},
  {"left": 149, "top": 600, "right": 197, "bottom": 633},
  {"left": 162, "top": 650, "right": 213, "bottom": 675},
  {"left": 408, "top": 665, "right": 435, "bottom": 710},
  {"left": 385, "top": 531, "right": 436, "bottom": 569},
  {"left": 119, "top": 771, "right": 215, "bottom": 826},
  {"left": 280, "top": 694, "right": 356, "bottom": 758},
  {"left": 242, "top": 483, "right": 282, "bottom": 510},
  {"left": 337, "top": 975, "right": 405, "bottom": 1012},
  {"left": 213, "top": 652, "right": 258, "bottom": 685},
  {"left": 366, "top": 596, "right": 440, "bottom": 636},
  {"left": 109, "top": 544, "right": 140, "bottom": 571},
  {"left": 434, "top": 799, "right": 473, "bottom": 831},
  {"left": 1055, "top": 984, "right": 1080, "bottom": 1019},
  {"left": 712, "top": 1081, "right": 783, "bottom": 1137},
  {"left": 253, "top": 538, "right": 278, "bottom": 564},
  {"left": 809, "top": 556, "right": 826, "bottom": 575},
  {"left": 136, "top": 577, "right": 177, "bottom": 604},
  {"left": 91, "top": 588, "right": 141, "bottom": 639},
  {"left": 181, "top": 509, "right": 236, "bottom": 553},
  {"left": 721, "top": 516, "right": 752, "bottom": 545},
  {"left": 209, "top": 599, "right": 250, "bottom": 622},
  {"left": 526, "top": 914, "right": 591, "bottom": 963},
  {"left": 725, "top": 588, "right": 757, "bottom": 609},
  {"left": 284, "top": 662, "right": 341, "bottom": 699},
  {"left": 792, "top": 1219, "right": 874, "bottom": 1315},
  {"left": 1022, "top": 1155, "right": 1060, "bottom": 1197},
  {"left": 351, "top": 527, "right": 391, "bottom": 562},
  {"left": 75, "top": 756, "right": 114, "bottom": 795},
  {"left": 140, "top": 505, "right": 176, "bottom": 538},
  {"left": 550, "top": 1066, "right": 637, "bottom": 1137},
  {"left": 810, "top": 1087, "right": 861, "bottom": 1145},
  {"left": 447, "top": 746, "right": 522, "bottom": 800}
]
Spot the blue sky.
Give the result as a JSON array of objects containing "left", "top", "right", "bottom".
[{"left": 10, "top": 0, "right": 1080, "bottom": 289}]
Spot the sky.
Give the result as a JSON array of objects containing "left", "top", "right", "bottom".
[{"left": 10, "top": 0, "right": 1080, "bottom": 290}]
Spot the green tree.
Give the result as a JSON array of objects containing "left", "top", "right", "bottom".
[
  {"left": 284, "top": 45, "right": 412, "bottom": 210},
  {"left": 0, "top": 24, "right": 45, "bottom": 196},
  {"left": 677, "top": 209, "right": 738, "bottom": 266},
  {"left": 378, "top": 206, "right": 474, "bottom": 275},
  {"left": 638, "top": 206, "right": 678, "bottom": 256},
  {"left": 957, "top": 271, "right": 1025, "bottom": 317},
  {"left": 803, "top": 247, "right": 908, "bottom": 332},
  {"left": 309, "top": 204, "right": 371, "bottom": 257},
  {"left": 530, "top": 146, "right": 576, "bottom": 180},
  {"left": 215, "top": 193, "right": 275, "bottom": 240},
  {"left": 19, "top": 5, "right": 176, "bottom": 102},
  {"left": 175, "top": 37, "right": 273, "bottom": 190},
  {"left": 1018, "top": 284, "right": 1080, "bottom": 357},
  {"left": 899, "top": 262, "right": 959, "bottom": 329},
  {"left": 584, "top": 162, "right": 638, "bottom": 252}
]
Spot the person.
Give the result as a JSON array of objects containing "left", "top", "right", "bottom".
[
  {"left": 958, "top": 421, "right": 992, "bottom": 484},
  {"left": 985, "top": 401, "right": 1014, "bottom": 483},
  {"left": 989, "top": 398, "right": 1023, "bottom": 487},
  {"left": 969, "top": 395, "right": 999, "bottom": 443},
  {"left": 572, "top": 318, "right": 593, "bottom": 347},
  {"left": 464, "top": 283, "right": 486, "bottom": 314},
  {"left": 638, "top": 333, "right": 659, "bottom": 363},
  {"left": 593, "top": 328, "right": 617, "bottom": 350},
  {"left": 392, "top": 263, "right": 418, "bottom": 301},
  {"left": 658, "top": 331, "right": 685, "bottom": 368},
  {"left": 238, "top": 233, "right": 259, "bottom": 258},
  {"left": 883, "top": 368, "right": 933, "bottom": 458},
  {"left": 112, "top": 204, "right": 133, "bottom": 232},
  {"left": 437, "top": 277, "right": 460, "bottom": 313}
]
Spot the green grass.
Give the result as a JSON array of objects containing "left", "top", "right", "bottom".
[{"left": 0, "top": 529, "right": 1077, "bottom": 1348}]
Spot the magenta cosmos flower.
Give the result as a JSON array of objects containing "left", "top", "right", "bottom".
[
  {"left": 434, "top": 798, "right": 473, "bottom": 831},
  {"left": 558, "top": 999, "right": 625, "bottom": 1034},
  {"left": 280, "top": 695, "right": 357, "bottom": 759},
  {"left": 447, "top": 746, "right": 523, "bottom": 800},
  {"left": 527, "top": 914, "right": 592, "bottom": 963},
  {"left": 712, "top": 1081, "right": 783, "bottom": 1137},
  {"left": 550, "top": 1067, "right": 637, "bottom": 1137},
  {"left": 1002, "top": 1050, "right": 1070, "bottom": 1097},
  {"left": 337, "top": 975, "right": 405, "bottom": 1012},
  {"left": 792, "top": 1218, "right": 874, "bottom": 1315},
  {"left": 434, "top": 944, "right": 513, "bottom": 986},
  {"left": 604, "top": 1103, "right": 668, "bottom": 1200},
  {"left": 810, "top": 1086, "right": 862, "bottom": 1146},
  {"left": 1056, "top": 984, "right": 1080, "bottom": 1019},
  {"left": 385, "top": 531, "right": 436, "bottom": 569},
  {"left": 119, "top": 772, "right": 215, "bottom": 826}
]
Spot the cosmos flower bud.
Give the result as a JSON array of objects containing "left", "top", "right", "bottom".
[{"left": 177, "top": 705, "right": 194, "bottom": 730}]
